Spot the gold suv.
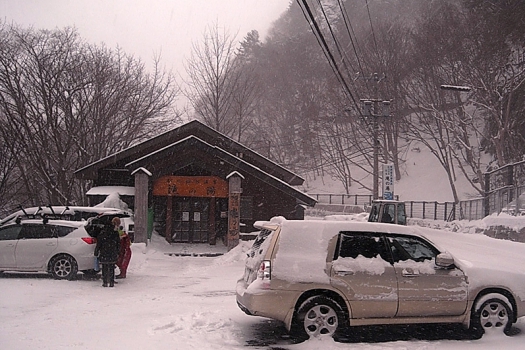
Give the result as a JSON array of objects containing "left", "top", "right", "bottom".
[{"left": 236, "top": 218, "right": 525, "bottom": 339}]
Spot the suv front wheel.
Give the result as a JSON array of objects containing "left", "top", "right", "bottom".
[
  {"left": 470, "top": 294, "right": 513, "bottom": 337},
  {"left": 294, "top": 295, "right": 346, "bottom": 339},
  {"left": 49, "top": 254, "right": 78, "bottom": 280}
]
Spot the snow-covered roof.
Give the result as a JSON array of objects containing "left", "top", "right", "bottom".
[
  {"left": 86, "top": 186, "right": 135, "bottom": 196},
  {"left": 226, "top": 171, "right": 245, "bottom": 180},
  {"left": 126, "top": 135, "right": 316, "bottom": 206},
  {"left": 74, "top": 120, "right": 304, "bottom": 186},
  {"left": 131, "top": 167, "right": 152, "bottom": 176}
]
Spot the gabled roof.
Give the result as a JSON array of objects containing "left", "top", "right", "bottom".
[
  {"left": 125, "top": 135, "right": 316, "bottom": 206},
  {"left": 75, "top": 120, "right": 304, "bottom": 186}
]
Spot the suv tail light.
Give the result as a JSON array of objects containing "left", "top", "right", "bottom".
[
  {"left": 81, "top": 237, "right": 97, "bottom": 244},
  {"left": 257, "top": 260, "right": 271, "bottom": 280}
]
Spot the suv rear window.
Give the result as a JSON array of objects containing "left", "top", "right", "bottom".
[{"left": 248, "top": 228, "right": 273, "bottom": 258}]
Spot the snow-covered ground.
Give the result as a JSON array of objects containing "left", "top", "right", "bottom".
[{"left": 1, "top": 214, "right": 525, "bottom": 349}]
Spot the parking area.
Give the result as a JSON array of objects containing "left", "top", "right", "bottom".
[{"left": 1, "top": 233, "right": 524, "bottom": 350}]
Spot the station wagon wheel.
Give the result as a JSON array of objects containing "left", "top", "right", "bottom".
[
  {"left": 471, "top": 296, "right": 513, "bottom": 337},
  {"left": 295, "top": 296, "right": 346, "bottom": 339},
  {"left": 49, "top": 254, "right": 78, "bottom": 280}
]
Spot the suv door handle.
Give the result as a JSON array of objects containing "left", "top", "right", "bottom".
[
  {"left": 334, "top": 269, "right": 354, "bottom": 276},
  {"left": 402, "top": 268, "right": 419, "bottom": 277}
]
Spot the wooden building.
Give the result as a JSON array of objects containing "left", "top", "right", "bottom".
[{"left": 75, "top": 120, "right": 316, "bottom": 246}]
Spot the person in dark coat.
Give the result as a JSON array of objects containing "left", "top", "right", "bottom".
[{"left": 94, "top": 217, "right": 121, "bottom": 287}]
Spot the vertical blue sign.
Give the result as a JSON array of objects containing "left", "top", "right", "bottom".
[{"left": 382, "top": 164, "right": 394, "bottom": 200}]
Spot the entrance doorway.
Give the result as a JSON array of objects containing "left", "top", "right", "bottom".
[
  {"left": 171, "top": 198, "right": 209, "bottom": 243},
  {"left": 153, "top": 176, "right": 229, "bottom": 244}
]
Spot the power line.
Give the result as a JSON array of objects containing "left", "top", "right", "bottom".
[
  {"left": 365, "top": 0, "right": 381, "bottom": 61},
  {"left": 296, "top": 0, "right": 361, "bottom": 112},
  {"left": 315, "top": 0, "right": 367, "bottom": 106},
  {"left": 315, "top": 0, "right": 356, "bottom": 76},
  {"left": 336, "top": 0, "right": 366, "bottom": 75}
]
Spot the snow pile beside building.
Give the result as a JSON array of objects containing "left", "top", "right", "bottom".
[{"left": 94, "top": 192, "right": 131, "bottom": 212}]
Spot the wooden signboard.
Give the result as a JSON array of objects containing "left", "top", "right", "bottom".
[
  {"left": 227, "top": 174, "right": 242, "bottom": 250},
  {"left": 153, "top": 176, "right": 229, "bottom": 198}
]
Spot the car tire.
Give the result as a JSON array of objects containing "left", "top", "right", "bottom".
[
  {"left": 294, "top": 295, "right": 346, "bottom": 339},
  {"left": 49, "top": 254, "right": 78, "bottom": 280},
  {"left": 470, "top": 294, "right": 513, "bottom": 337}
]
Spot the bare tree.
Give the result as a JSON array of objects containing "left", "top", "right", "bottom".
[
  {"left": 184, "top": 23, "right": 242, "bottom": 136},
  {"left": 231, "top": 30, "right": 263, "bottom": 143},
  {"left": 473, "top": 58, "right": 525, "bottom": 168},
  {"left": 398, "top": 0, "right": 525, "bottom": 199},
  {"left": 0, "top": 24, "right": 179, "bottom": 208},
  {"left": 0, "top": 121, "right": 21, "bottom": 216}
]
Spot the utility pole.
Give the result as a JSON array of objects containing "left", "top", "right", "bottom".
[{"left": 360, "top": 73, "right": 391, "bottom": 200}]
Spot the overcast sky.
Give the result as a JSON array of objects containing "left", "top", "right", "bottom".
[{"left": 0, "top": 0, "right": 290, "bottom": 77}]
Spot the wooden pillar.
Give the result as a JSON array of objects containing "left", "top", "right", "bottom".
[
  {"left": 227, "top": 172, "right": 244, "bottom": 251},
  {"left": 165, "top": 196, "right": 173, "bottom": 243},
  {"left": 132, "top": 167, "right": 151, "bottom": 244},
  {"left": 209, "top": 198, "right": 216, "bottom": 245}
]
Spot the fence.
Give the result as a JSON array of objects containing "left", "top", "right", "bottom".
[
  {"left": 309, "top": 160, "right": 525, "bottom": 222},
  {"left": 484, "top": 160, "right": 525, "bottom": 216},
  {"left": 308, "top": 194, "right": 398, "bottom": 206},
  {"left": 404, "top": 198, "right": 486, "bottom": 221},
  {"left": 485, "top": 184, "right": 525, "bottom": 216},
  {"left": 310, "top": 196, "right": 484, "bottom": 221}
]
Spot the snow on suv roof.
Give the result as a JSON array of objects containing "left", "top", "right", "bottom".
[{"left": 269, "top": 219, "right": 428, "bottom": 285}]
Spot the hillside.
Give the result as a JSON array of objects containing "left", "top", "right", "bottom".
[{"left": 299, "top": 141, "right": 477, "bottom": 203}]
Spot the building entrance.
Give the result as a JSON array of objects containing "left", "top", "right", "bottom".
[
  {"left": 153, "top": 175, "right": 230, "bottom": 244},
  {"left": 171, "top": 198, "right": 209, "bottom": 243}
]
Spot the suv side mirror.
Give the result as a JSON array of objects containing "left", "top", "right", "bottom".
[{"left": 435, "top": 252, "right": 455, "bottom": 268}]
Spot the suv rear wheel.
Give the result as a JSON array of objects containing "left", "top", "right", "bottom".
[
  {"left": 294, "top": 296, "right": 345, "bottom": 339},
  {"left": 49, "top": 254, "right": 78, "bottom": 280}
]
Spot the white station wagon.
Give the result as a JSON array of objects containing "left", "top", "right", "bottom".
[{"left": 0, "top": 219, "right": 97, "bottom": 279}]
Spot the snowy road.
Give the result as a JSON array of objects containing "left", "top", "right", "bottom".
[{"left": 1, "top": 233, "right": 524, "bottom": 350}]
